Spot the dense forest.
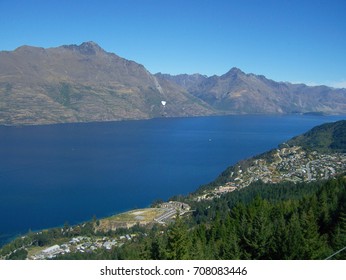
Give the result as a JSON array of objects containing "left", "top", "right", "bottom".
[
  {"left": 2, "top": 175, "right": 345, "bottom": 260},
  {"left": 123, "top": 175, "right": 346, "bottom": 260},
  {"left": 48, "top": 174, "right": 346, "bottom": 260}
]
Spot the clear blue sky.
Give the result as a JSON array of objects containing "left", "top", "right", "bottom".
[{"left": 1, "top": 0, "right": 345, "bottom": 87}]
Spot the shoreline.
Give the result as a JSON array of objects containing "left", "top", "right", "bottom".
[
  {"left": 1, "top": 112, "right": 344, "bottom": 127},
  {"left": 1, "top": 116, "right": 345, "bottom": 250}
]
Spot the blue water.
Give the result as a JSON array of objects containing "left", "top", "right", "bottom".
[{"left": 0, "top": 114, "right": 345, "bottom": 245}]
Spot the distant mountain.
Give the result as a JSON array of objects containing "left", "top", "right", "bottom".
[
  {"left": 0, "top": 42, "right": 213, "bottom": 125},
  {"left": 1, "top": 42, "right": 346, "bottom": 125},
  {"left": 158, "top": 68, "right": 346, "bottom": 114}
]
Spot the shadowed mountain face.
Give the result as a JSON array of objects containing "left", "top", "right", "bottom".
[{"left": 0, "top": 42, "right": 345, "bottom": 125}]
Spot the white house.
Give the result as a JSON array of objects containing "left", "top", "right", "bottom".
[{"left": 42, "top": 245, "right": 60, "bottom": 256}]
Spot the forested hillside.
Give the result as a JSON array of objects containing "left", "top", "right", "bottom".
[
  {"left": 50, "top": 175, "right": 346, "bottom": 260},
  {"left": 2, "top": 174, "right": 345, "bottom": 260},
  {"left": 187, "top": 177, "right": 346, "bottom": 259},
  {"left": 287, "top": 120, "right": 346, "bottom": 152}
]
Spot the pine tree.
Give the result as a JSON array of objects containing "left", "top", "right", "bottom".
[
  {"left": 190, "top": 230, "right": 206, "bottom": 259},
  {"left": 165, "top": 213, "right": 190, "bottom": 260},
  {"left": 331, "top": 210, "right": 346, "bottom": 259},
  {"left": 150, "top": 237, "right": 163, "bottom": 260},
  {"left": 300, "top": 209, "right": 330, "bottom": 259},
  {"left": 223, "top": 220, "right": 241, "bottom": 259},
  {"left": 318, "top": 189, "right": 331, "bottom": 233},
  {"left": 285, "top": 212, "right": 305, "bottom": 259},
  {"left": 191, "top": 224, "right": 208, "bottom": 259},
  {"left": 269, "top": 206, "right": 289, "bottom": 259},
  {"left": 242, "top": 197, "right": 273, "bottom": 259}
]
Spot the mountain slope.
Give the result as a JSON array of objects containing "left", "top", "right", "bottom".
[
  {"left": 1, "top": 42, "right": 346, "bottom": 125},
  {"left": 160, "top": 68, "right": 346, "bottom": 114},
  {"left": 0, "top": 42, "right": 214, "bottom": 125},
  {"left": 286, "top": 120, "right": 346, "bottom": 152}
]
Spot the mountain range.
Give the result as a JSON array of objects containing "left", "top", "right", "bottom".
[
  {"left": 1, "top": 41, "right": 345, "bottom": 125},
  {"left": 158, "top": 69, "right": 346, "bottom": 114}
]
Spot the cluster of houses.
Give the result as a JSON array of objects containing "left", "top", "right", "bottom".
[
  {"left": 194, "top": 146, "right": 346, "bottom": 201},
  {"left": 159, "top": 201, "right": 191, "bottom": 211},
  {"left": 31, "top": 234, "right": 134, "bottom": 260},
  {"left": 252, "top": 148, "right": 346, "bottom": 184},
  {"left": 28, "top": 201, "right": 193, "bottom": 259},
  {"left": 195, "top": 183, "right": 237, "bottom": 201}
]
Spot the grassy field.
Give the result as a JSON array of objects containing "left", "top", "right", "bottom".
[{"left": 96, "top": 208, "right": 167, "bottom": 232}]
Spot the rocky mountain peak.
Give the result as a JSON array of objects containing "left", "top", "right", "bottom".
[
  {"left": 79, "top": 41, "right": 104, "bottom": 54},
  {"left": 61, "top": 41, "right": 105, "bottom": 55},
  {"left": 222, "top": 67, "right": 246, "bottom": 78},
  {"left": 0, "top": 42, "right": 215, "bottom": 125}
]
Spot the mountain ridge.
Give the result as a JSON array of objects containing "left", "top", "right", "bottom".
[
  {"left": 1, "top": 42, "right": 346, "bottom": 125},
  {"left": 0, "top": 42, "right": 214, "bottom": 125},
  {"left": 159, "top": 69, "right": 346, "bottom": 114}
]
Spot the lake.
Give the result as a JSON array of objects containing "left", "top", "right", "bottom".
[{"left": 0, "top": 114, "right": 345, "bottom": 245}]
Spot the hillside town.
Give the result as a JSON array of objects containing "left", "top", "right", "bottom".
[
  {"left": 195, "top": 146, "right": 346, "bottom": 201},
  {"left": 0, "top": 200, "right": 192, "bottom": 260},
  {"left": 31, "top": 234, "right": 133, "bottom": 260}
]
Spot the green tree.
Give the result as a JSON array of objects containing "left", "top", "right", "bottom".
[
  {"left": 242, "top": 197, "right": 273, "bottom": 259},
  {"left": 223, "top": 221, "right": 241, "bottom": 259},
  {"left": 7, "top": 248, "right": 28, "bottom": 260},
  {"left": 331, "top": 211, "right": 346, "bottom": 259},
  {"left": 300, "top": 209, "right": 330, "bottom": 259},
  {"left": 269, "top": 206, "right": 290, "bottom": 259},
  {"left": 165, "top": 213, "right": 190, "bottom": 260},
  {"left": 285, "top": 212, "right": 305, "bottom": 259},
  {"left": 190, "top": 224, "right": 207, "bottom": 259},
  {"left": 318, "top": 189, "right": 331, "bottom": 233}
]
